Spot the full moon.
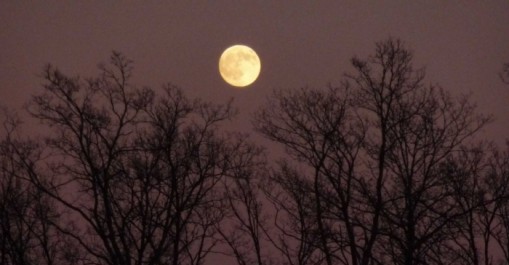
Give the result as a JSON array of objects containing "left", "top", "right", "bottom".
[{"left": 219, "top": 45, "right": 261, "bottom": 87}]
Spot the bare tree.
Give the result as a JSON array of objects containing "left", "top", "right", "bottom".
[
  {"left": 254, "top": 38, "right": 491, "bottom": 265},
  {"left": 262, "top": 161, "right": 325, "bottom": 265},
  {"left": 17, "top": 52, "right": 261, "bottom": 265},
  {"left": 347, "top": 39, "right": 490, "bottom": 265},
  {"left": 217, "top": 137, "right": 270, "bottom": 265},
  {"left": 443, "top": 143, "right": 509, "bottom": 265},
  {"left": 254, "top": 85, "right": 368, "bottom": 265},
  {"left": 443, "top": 145, "right": 488, "bottom": 265},
  {"left": 483, "top": 143, "right": 509, "bottom": 264},
  {"left": 0, "top": 111, "right": 78, "bottom": 265}
]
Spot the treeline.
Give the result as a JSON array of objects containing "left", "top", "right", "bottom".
[{"left": 1, "top": 39, "right": 509, "bottom": 265}]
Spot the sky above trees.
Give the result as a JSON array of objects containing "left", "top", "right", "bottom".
[{"left": 1, "top": 1, "right": 508, "bottom": 142}]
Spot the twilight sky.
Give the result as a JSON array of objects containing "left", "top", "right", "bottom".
[{"left": 1, "top": 1, "right": 508, "bottom": 143}]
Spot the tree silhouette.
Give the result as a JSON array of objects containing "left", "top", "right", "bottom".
[
  {"left": 1, "top": 39, "right": 508, "bottom": 265},
  {"left": 0, "top": 111, "right": 79, "bottom": 265},
  {"left": 479, "top": 144, "right": 509, "bottom": 264},
  {"left": 350, "top": 39, "right": 490, "bottom": 265},
  {"left": 217, "top": 139, "right": 269, "bottom": 265},
  {"left": 14, "top": 53, "right": 265, "bottom": 265},
  {"left": 255, "top": 85, "right": 365, "bottom": 265},
  {"left": 255, "top": 38, "right": 491, "bottom": 265}
]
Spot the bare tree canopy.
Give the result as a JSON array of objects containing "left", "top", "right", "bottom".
[
  {"left": 0, "top": 53, "right": 268, "bottom": 265},
  {"left": 0, "top": 111, "right": 78, "bottom": 265},
  {"left": 254, "top": 38, "right": 492, "bottom": 265},
  {"left": 2, "top": 39, "right": 509, "bottom": 265}
]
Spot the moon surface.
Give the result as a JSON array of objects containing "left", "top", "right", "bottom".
[{"left": 219, "top": 45, "right": 261, "bottom": 87}]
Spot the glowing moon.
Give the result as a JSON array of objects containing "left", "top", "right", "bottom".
[{"left": 219, "top": 45, "right": 261, "bottom": 87}]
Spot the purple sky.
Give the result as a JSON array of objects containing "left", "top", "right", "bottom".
[{"left": 1, "top": 1, "right": 509, "bottom": 143}]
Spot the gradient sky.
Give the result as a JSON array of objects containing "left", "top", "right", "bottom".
[{"left": 1, "top": 1, "right": 509, "bottom": 143}]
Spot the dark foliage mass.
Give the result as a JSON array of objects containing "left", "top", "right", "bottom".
[{"left": 1, "top": 39, "right": 508, "bottom": 265}]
